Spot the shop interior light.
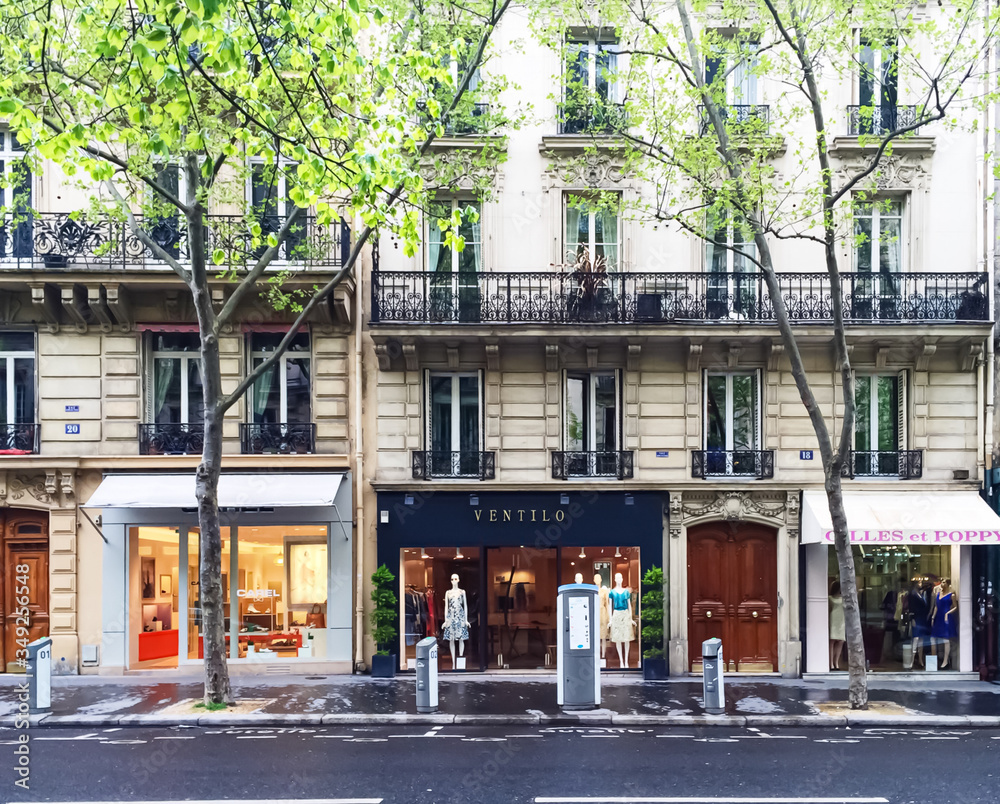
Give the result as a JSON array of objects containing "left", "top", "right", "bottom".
[
  {"left": 469, "top": 494, "right": 479, "bottom": 506},
  {"left": 404, "top": 494, "right": 414, "bottom": 506},
  {"left": 615, "top": 546, "right": 622, "bottom": 557},
  {"left": 275, "top": 556, "right": 284, "bottom": 565},
  {"left": 420, "top": 547, "right": 430, "bottom": 559},
  {"left": 560, "top": 493, "right": 569, "bottom": 505},
  {"left": 455, "top": 547, "right": 464, "bottom": 559},
  {"left": 579, "top": 547, "right": 586, "bottom": 559},
  {"left": 625, "top": 494, "right": 634, "bottom": 506}
]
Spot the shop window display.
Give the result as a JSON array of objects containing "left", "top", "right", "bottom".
[{"left": 828, "top": 545, "right": 956, "bottom": 671}]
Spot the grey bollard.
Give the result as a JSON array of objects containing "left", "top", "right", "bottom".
[
  {"left": 556, "top": 583, "right": 601, "bottom": 711},
  {"left": 26, "top": 637, "right": 52, "bottom": 714},
  {"left": 702, "top": 637, "right": 725, "bottom": 715},
  {"left": 415, "top": 636, "right": 439, "bottom": 714}
]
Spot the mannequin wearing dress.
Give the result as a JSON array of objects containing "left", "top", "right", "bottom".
[
  {"left": 607, "top": 572, "right": 634, "bottom": 668},
  {"left": 829, "top": 580, "right": 845, "bottom": 670},
  {"left": 595, "top": 573, "right": 610, "bottom": 659},
  {"left": 442, "top": 574, "right": 470, "bottom": 668},
  {"left": 930, "top": 578, "right": 958, "bottom": 669}
]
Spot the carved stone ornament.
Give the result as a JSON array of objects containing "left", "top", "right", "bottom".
[
  {"left": 7, "top": 475, "right": 52, "bottom": 505},
  {"left": 832, "top": 152, "right": 929, "bottom": 194},
  {"left": 668, "top": 493, "right": 683, "bottom": 538},
  {"left": 419, "top": 147, "right": 503, "bottom": 193},
  {"left": 680, "top": 490, "right": 787, "bottom": 524},
  {"left": 785, "top": 490, "right": 801, "bottom": 540},
  {"left": 541, "top": 150, "right": 630, "bottom": 191},
  {"left": 59, "top": 470, "right": 75, "bottom": 499}
]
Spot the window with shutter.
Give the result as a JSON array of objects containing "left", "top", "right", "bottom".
[{"left": 704, "top": 369, "right": 761, "bottom": 476}]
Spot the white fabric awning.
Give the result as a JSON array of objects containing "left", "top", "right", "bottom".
[
  {"left": 801, "top": 490, "right": 1000, "bottom": 544},
  {"left": 83, "top": 472, "right": 345, "bottom": 509}
]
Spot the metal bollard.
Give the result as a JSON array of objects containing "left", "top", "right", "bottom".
[
  {"left": 702, "top": 637, "right": 725, "bottom": 715},
  {"left": 415, "top": 637, "right": 439, "bottom": 714},
  {"left": 26, "top": 637, "right": 52, "bottom": 714}
]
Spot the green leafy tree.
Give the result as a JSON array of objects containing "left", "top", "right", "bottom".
[
  {"left": 370, "top": 564, "right": 398, "bottom": 655},
  {"left": 0, "top": 0, "right": 513, "bottom": 703},
  {"left": 640, "top": 565, "right": 665, "bottom": 660},
  {"left": 533, "top": 0, "right": 998, "bottom": 707}
]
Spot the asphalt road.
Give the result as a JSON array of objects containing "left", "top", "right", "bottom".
[{"left": 1, "top": 724, "right": 997, "bottom": 804}]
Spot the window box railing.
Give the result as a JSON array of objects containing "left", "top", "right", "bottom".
[
  {"left": 139, "top": 423, "right": 205, "bottom": 455},
  {"left": 0, "top": 212, "right": 349, "bottom": 270},
  {"left": 445, "top": 102, "right": 491, "bottom": 135},
  {"left": 371, "top": 270, "right": 989, "bottom": 325},
  {"left": 692, "top": 450, "right": 774, "bottom": 479},
  {"left": 847, "top": 105, "right": 920, "bottom": 136},
  {"left": 412, "top": 450, "right": 496, "bottom": 480},
  {"left": 552, "top": 450, "right": 634, "bottom": 480},
  {"left": 557, "top": 100, "right": 628, "bottom": 135},
  {"left": 698, "top": 104, "right": 770, "bottom": 136},
  {"left": 0, "top": 423, "right": 39, "bottom": 455},
  {"left": 842, "top": 450, "right": 923, "bottom": 480},
  {"left": 240, "top": 423, "right": 316, "bottom": 455}
]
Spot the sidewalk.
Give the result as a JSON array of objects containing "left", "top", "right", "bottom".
[{"left": 4, "top": 672, "right": 1000, "bottom": 728}]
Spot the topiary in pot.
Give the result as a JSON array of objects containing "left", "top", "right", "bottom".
[
  {"left": 370, "top": 564, "right": 398, "bottom": 677},
  {"left": 641, "top": 565, "right": 668, "bottom": 680}
]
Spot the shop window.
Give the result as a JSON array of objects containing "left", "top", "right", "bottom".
[
  {"left": 0, "top": 332, "right": 36, "bottom": 453},
  {"left": 249, "top": 332, "right": 311, "bottom": 424},
  {"left": 146, "top": 333, "right": 204, "bottom": 424},
  {"left": 424, "top": 371, "right": 483, "bottom": 477},
  {"left": 829, "top": 544, "right": 956, "bottom": 672},
  {"left": 563, "top": 371, "right": 620, "bottom": 476},
  {"left": 0, "top": 129, "right": 33, "bottom": 260},
  {"left": 704, "top": 370, "right": 762, "bottom": 475},
  {"left": 426, "top": 200, "right": 482, "bottom": 322},
  {"left": 853, "top": 372, "right": 907, "bottom": 476}
]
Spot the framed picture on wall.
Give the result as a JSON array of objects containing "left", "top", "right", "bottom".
[
  {"left": 159, "top": 574, "right": 172, "bottom": 597},
  {"left": 593, "top": 561, "right": 612, "bottom": 589},
  {"left": 141, "top": 557, "right": 155, "bottom": 600},
  {"left": 287, "top": 542, "right": 328, "bottom": 609}
]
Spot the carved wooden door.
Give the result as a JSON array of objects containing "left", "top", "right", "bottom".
[
  {"left": 688, "top": 522, "right": 777, "bottom": 672},
  {"left": 1, "top": 510, "right": 50, "bottom": 673}
]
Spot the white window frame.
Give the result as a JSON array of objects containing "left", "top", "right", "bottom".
[
  {"left": 424, "top": 370, "right": 484, "bottom": 453},
  {"left": 0, "top": 333, "right": 35, "bottom": 425},
  {"left": 854, "top": 370, "right": 907, "bottom": 452},
  {"left": 565, "top": 36, "right": 619, "bottom": 101},
  {"left": 563, "top": 192, "right": 621, "bottom": 270},
  {"left": 853, "top": 196, "right": 906, "bottom": 273},
  {"left": 248, "top": 334, "right": 312, "bottom": 423},
  {"left": 857, "top": 33, "right": 897, "bottom": 105},
  {"left": 148, "top": 334, "right": 202, "bottom": 424},
  {"left": 425, "top": 198, "right": 482, "bottom": 273},
  {"left": 703, "top": 370, "right": 762, "bottom": 451},
  {"left": 0, "top": 130, "right": 29, "bottom": 200},
  {"left": 706, "top": 208, "right": 757, "bottom": 273},
  {"left": 563, "top": 370, "right": 620, "bottom": 452}
]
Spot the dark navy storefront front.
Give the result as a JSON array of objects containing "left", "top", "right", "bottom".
[{"left": 376, "top": 490, "right": 665, "bottom": 672}]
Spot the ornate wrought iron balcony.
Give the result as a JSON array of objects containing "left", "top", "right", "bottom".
[
  {"left": 698, "top": 104, "right": 770, "bottom": 136},
  {"left": 371, "top": 270, "right": 989, "bottom": 325},
  {"left": 0, "top": 212, "right": 349, "bottom": 270},
  {"left": 412, "top": 451, "right": 496, "bottom": 480},
  {"left": 692, "top": 450, "right": 775, "bottom": 479},
  {"left": 847, "top": 105, "right": 920, "bottom": 136},
  {"left": 843, "top": 450, "right": 923, "bottom": 480},
  {"left": 552, "top": 451, "right": 634, "bottom": 480},
  {"left": 446, "top": 103, "right": 491, "bottom": 135},
  {"left": 0, "top": 423, "right": 38, "bottom": 454},
  {"left": 240, "top": 423, "right": 316, "bottom": 455},
  {"left": 139, "top": 423, "right": 205, "bottom": 455},
  {"left": 557, "top": 100, "right": 627, "bottom": 135}
]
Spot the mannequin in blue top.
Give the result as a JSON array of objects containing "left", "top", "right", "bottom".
[{"left": 606, "top": 572, "right": 635, "bottom": 668}]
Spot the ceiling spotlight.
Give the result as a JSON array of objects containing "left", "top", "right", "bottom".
[
  {"left": 469, "top": 494, "right": 479, "bottom": 506},
  {"left": 420, "top": 547, "right": 430, "bottom": 559},
  {"left": 455, "top": 547, "right": 464, "bottom": 559},
  {"left": 404, "top": 494, "right": 414, "bottom": 506},
  {"left": 275, "top": 556, "right": 284, "bottom": 565},
  {"left": 579, "top": 547, "right": 586, "bottom": 559},
  {"left": 615, "top": 546, "right": 622, "bottom": 557},
  {"left": 560, "top": 493, "right": 570, "bottom": 505}
]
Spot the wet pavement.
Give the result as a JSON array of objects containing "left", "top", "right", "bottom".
[{"left": 2, "top": 671, "right": 1000, "bottom": 721}]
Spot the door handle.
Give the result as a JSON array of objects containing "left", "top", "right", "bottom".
[
  {"left": 752, "top": 611, "right": 759, "bottom": 618},
  {"left": 706, "top": 611, "right": 712, "bottom": 618}
]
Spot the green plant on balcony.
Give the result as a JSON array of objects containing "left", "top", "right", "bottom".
[{"left": 566, "top": 246, "right": 612, "bottom": 321}]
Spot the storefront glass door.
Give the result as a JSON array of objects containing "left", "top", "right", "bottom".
[{"left": 488, "top": 547, "right": 558, "bottom": 670}]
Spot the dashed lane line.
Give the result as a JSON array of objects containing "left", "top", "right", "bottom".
[{"left": 534, "top": 798, "right": 890, "bottom": 804}]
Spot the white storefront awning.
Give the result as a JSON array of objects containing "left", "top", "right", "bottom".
[
  {"left": 84, "top": 472, "right": 346, "bottom": 509},
  {"left": 801, "top": 490, "right": 1000, "bottom": 544}
]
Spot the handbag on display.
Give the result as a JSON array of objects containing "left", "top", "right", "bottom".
[{"left": 306, "top": 603, "right": 326, "bottom": 628}]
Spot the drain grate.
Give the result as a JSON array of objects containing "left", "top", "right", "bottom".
[{"left": 264, "top": 664, "right": 292, "bottom": 674}]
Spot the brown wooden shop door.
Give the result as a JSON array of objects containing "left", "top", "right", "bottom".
[
  {"left": 687, "top": 522, "right": 777, "bottom": 672},
  {"left": 0, "top": 510, "right": 50, "bottom": 673}
]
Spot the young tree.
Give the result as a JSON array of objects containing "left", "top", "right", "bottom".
[
  {"left": 534, "top": 0, "right": 996, "bottom": 707},
  {"left": 0, "top": 0, "right": 513, "bottom": 703}
]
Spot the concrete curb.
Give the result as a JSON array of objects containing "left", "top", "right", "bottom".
[{"left": 28, "top": 712, "right": 1000, "bottom": 728}]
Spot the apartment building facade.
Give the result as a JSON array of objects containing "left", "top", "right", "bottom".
[
  {"left": 0, "top": 138, "right": 360, "bottom": 674},
  {"left": 363, "top": 8, "right": 1000, "bottom": 678}
]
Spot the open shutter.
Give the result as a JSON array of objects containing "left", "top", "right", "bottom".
[
  {"left": 896, "top": 369, "right": 908, "bottom": 450},
  {"left": 478, "top": 368, "right": 485, "bottom": 452},
  {"left": 751, "top": 369, "right": 761, "bottom": 450},
  {"left": 143, "top": 331, "right": 154, "bottom": 424},
  {"left": 423, "top": 368, "right": 431, "bottom": 450}
]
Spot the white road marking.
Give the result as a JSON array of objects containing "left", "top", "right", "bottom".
[
  {"left": 534, "top": 798, "right": 890, "bottom": 803},
  {"left": 236, "top": 735, "right": 277, "bottom": 739},
  {"left": 40, "top": 800, "right": 383, "bottom": 804},
  {"left": 656, "top": 735, "right": 696, "bottom": 739},
  {"left": 919, "top": 736, "right": 959, "bottom": 740},
  {"left": 314, "top": 734, "right": 354, "bottom": 738},
  {"left": 581, "top": 734, "right": 620, "bottom": 738},
  {"left": 153, "top": 736, "right": 196, "bottom": 740},
  {"left": 505, "top": 734, "right": 544, "bottom": 738}
]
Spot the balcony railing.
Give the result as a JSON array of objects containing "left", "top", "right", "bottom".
[
  {"left": 552, "top": 451, "right": 634, "bottom": 480},
  {"left": 446, "top": 102, "right": 491, "bottom": 135},
  {"left": 139, "top": 423, "right": 205, "bottom": 455},
  {"left": 692, "top": 450, "right": 775, "bottom": 479},
  {"left": 240, "top": 423, "right": 316, "bottom": 455},
  {"left": 557, "top": 100, "right": 628, "bottom": 135},
  {"left": 412, "top": 450, "right": 496, "bottom": 480},
  {"left": 847, "top": 105, "right": 920, "bottom": 136},
  {"left": 0, "top": 213, "right": 349, "bottom": 270},
  {"left": 371, "top": 270, "right": 989, "bottom": 325},
  {"left": 843, "top": 450, "right": 923, "bottom": 480},
  {"left": 698, "top": 104, "right": 770, "bottom": 136},
  {"left": 0, "top": 424, "right": 38, "bottom": 455}
]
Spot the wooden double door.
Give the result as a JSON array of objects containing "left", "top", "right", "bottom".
[
  {"left": 0, "top": 510, "right": 49, "bottom": 673},
  {"left": 688, "top": 522, "right": 777, "bottom": 672}
]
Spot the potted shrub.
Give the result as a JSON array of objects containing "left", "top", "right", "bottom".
[
  {"left": 641, "top": 565, "right": 668, "bottom": 680},
  {"left": 370, "top": 564, "right": 398, "bottom": 678}
]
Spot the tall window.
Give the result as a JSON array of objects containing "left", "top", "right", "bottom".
[
  {"left": 854, "top": 198, "right": 903, "bottom": 318},
  {"left": 706, "top": 42, "right": 759, "bottom": 105},
  {"left": 426, "top": 371, "right": 482, "bottom": 476},
  {"left": 706, "top": 208, "right": 757, "bottom": 319},
  {"left": 858, "top": 35, "right": 898, "bottom": 133},
  {"left": 854, "top": 372, "right": 906, "bottom": 476},
  {"left": 147, "top": 163, "right": 185, "bottom": 258},
  {"left": 564, "top": 193, "right": 619, "bottom": 270},
  {"left": 0, "top": 332, "right": 35, "bottom": 451},
  {"left": 705, "top": 371, "right": 760, "bottom": 475},
  {"left": 149, "top": 334, "right": 204, "bottom": 424},
  {"left": 427, "top": 200, "right": 481, "bottom": 322},
  {"left": 0, "top": 130, "right": 32, "bottom": 260},
  {"left": 562, "top": 36, "right": 619, "bottom": 133},
  {"left": 564, "top": 371, "right": 620, "bottom": 477},
  {"left": 249, "top": 332, "right": 311, "bottom": 424},
  {"left": 250, "top": 160, "right": 304, "bottom": 259}
]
